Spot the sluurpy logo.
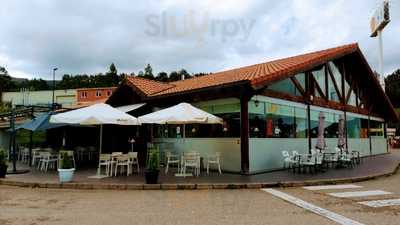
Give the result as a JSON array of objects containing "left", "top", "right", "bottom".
[{"left": 144, "top": 10, "right": 256, "bottom": 46}]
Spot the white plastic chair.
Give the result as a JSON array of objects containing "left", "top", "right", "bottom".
[
  {"left": 39, "top": 152, "right": 58, "bottom": 172},
  {"left": 165, "top": 151, "right": 180, "bottom": 174},
  {"left": 128, "top": 152, "right": 140, "bottom": 173},
  {"left": 99, "top": 154, "right": 111, "bottom": 176},
  {"left": 21, "top": 148, "right": 30, "bottom": 164},
  {"left": 282, "top": 151, "right": 296, "bottom": 169},
  {"left": 110, "top": 152, "right": 123, "bottom": 175},
  {"left": 114, "top": 154, "right": 130, "bottom": 176},
  {"left": 206, "top": 152, "right": 222, "bottom": 175},
  {"left": 299, "top": 154, "right": 317, "bottom": 173},
  {"left": 181, "top": 152, "right": 200, "bottom": 177},
  {"left": 32, "top": 149, "right": 43, "bottom": 167}
]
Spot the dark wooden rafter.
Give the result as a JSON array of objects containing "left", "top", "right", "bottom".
[
  {"left": 310, "top": 72, "right": 327, "bottom": 100},
  {"left": 290, "top": 77, "right": 306, "bottom": 97},
  {"left": 324, "top": 65, "right": 329, "bottom": 99},
  {"left": 326, "top": 63, "right": 343, "bottom": 100},
  {"left": 341, "top": 61, "right": 346, "bottom": 104},
  {"left": 368, "top": 102, "right": 375, "bottom": 114}
]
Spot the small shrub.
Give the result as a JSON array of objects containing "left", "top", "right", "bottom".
[
  {"left": 146, "top": 149, "right": 159, "bottom": 171},
  {"left": 0, "top": 148, "right": 7, "bottom": 167},
  {"left": 60, "top": 152, "right": 74, "bottom": 169}
]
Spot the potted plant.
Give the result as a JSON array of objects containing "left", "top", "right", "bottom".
[
  {"left": 0, "top": 148, "right": 8, "bottom": 178},
  {"left": 57, "top": 152, "right": 75, "bottom": 183},
  {"left": 145, "top": 149, "right": 160, "bottom": 184}
]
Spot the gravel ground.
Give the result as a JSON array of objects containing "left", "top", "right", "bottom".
[
  {"left": 0, "top": 186, "right": 333, "bottom": 225},
  {"left": 282, "top": 170, "right": 400, "bottom": 225}
]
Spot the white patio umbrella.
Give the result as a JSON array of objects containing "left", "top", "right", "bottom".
[
  {"left": 50, "top": 103, "right": 140, "bottom": 176},
  {"left": 138, "top": 102, "right": 223, "bottom": 125},
  {"left": 139, "top": 103, "right": 222, "bottom": 177}
]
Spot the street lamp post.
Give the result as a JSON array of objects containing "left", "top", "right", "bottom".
[{"left": 52, "top": 67, "right": 58, "bottom": 110}]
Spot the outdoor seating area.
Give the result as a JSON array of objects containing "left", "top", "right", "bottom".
[
  {"left": 98, "top": 152, "right": 140, "bottom": 176},
  {"left": 282, "top": 148, "right": 362, "bottom": 174}
]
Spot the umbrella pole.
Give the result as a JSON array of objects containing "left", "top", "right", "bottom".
[
  {"left": 97, "top": 124, "right": 103, "bottom": 176},
  {"left": 183, "top": 124, "right": 186, "bottom": 141},
  {"left": 29, "top": 131, "right": 33, "bottom": 166}
]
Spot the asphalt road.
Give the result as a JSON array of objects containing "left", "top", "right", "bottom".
[{"left": 1, "top": 171, "right": 400, "bottom": 225}]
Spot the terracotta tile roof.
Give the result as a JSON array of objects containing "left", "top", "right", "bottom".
[
  {"left": 125, "top": 76, "right": 175, "bottom": 96},
  {"left": 126, "top": 43, "right": 358, "bottom": 97}
]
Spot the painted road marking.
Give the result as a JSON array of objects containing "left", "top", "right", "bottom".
[
  {"left": 303, "top": 184, "right": 362, "bottom": 191},
  {"left": 262, "top": 188, "right": 364, "bottom": 225},
  {"left": 359, "top": 199, "right": 400, "bottom": 208},
  {"left": 329, "top": 190, "right": 392, "bottom": 198}
]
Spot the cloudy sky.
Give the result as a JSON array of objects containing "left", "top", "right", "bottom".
[{"left": 0, "top": 0, "right": 399, "bottom": 79}]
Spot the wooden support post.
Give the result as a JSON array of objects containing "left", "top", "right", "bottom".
[
  {"left": 240, "top": 92, "right": 251, "bottom": 175},
  {"left": 368, "top": 114, "right": 372, "bottom": 156},
  {"left": 305, "top": 72, "right": 312, "bottom": 154},
  {"left": 29, "top": 131, "right": 33, "bottom": 166},
  {"left": 344, "top": 111, "right": 348, "bottom": 151}
]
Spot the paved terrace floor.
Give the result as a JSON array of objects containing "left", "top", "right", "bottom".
[{"left": 3, "top": 149, "right": 400, "bottom": 186}]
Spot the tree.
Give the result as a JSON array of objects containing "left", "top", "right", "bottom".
[
  {"left": 143, "top": 64, "right": 154, "bottom": 80},
  {"left": 169, "top": 71, "right": 180, "bottom": 82},
  {"left": 105, "top": 63, "right": 121, "bottom": 86},
  {"left": 385, "top": 69, "right": 400, "bottom": 108},
  {"left": 178, "top": 69, "right": 192, "bottom": 80},
  {"left": 155, "top": 72, "right": 168, "bottom": 82},
  {"left": 0, "top": 66, "right": 12, "bottom": 93},
  {"left": 109, "top": 63, "right": 117, "bottom": 75}
]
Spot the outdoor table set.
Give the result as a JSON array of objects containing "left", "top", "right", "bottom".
[
  {"left": 282, "top": 148, "right": 362, "bottom": 174},
  {"left": 75, "top": 146, "right": 98, "bottom": 161},
  {"left": 30, "top": 148, "right": 76, "bottom": 172},
  {"left": 165, "top": 151, "right": 222, "bottom": 177},
  {"left": 98, "top": 152, "right": 139, "bottom": 177}
]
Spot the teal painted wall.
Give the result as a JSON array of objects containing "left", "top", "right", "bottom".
[
  {"left": 371, "top": 137, "right": 388, "bottom": 155},
  {"left": 249, "top": 138, "right": 309, "bottom": 173}
]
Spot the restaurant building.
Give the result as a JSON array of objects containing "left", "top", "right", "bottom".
[{"left": 107, "top": 43, "right": 397, "bottom": 175}]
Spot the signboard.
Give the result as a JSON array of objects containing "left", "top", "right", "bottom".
[{"left": 370, "top": 0, "right": 390, "bottom": 37}]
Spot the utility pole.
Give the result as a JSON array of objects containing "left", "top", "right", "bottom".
[
  {"left": 52, "top": 67, "right": 58, "bottom": 110},
  {"left": 370, "top": 0, "right": 390, "bottom": 91}
]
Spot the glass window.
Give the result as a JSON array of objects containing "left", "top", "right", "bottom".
[
  {"left": 310, "top": 110, "right": 341, "bottom": 138},
  {"left": 361, "top": 118, "right": 369, "bottom": 138},
  {"left": 348, "top": 90, "right": 357, "bottom": 106},
  {"left": 265, "top": 103, "right": 295, "bottom": 138},
  {"left": 347, "top": 116, "right": 361, "bottom": 138},
  {"left": 295, "top": 73, "right": 306, "bottom": 90},
  {"left": 328, "top": 74, "right": 340, "bottom": 102},
  {"left": 295, "top": 108, "right": 308, "bottom": 138},
  {"left": 311, "top": 66, "right": 325, "bottom": 97},
  {"left": 329, "top": 62, "right": 342, "bottom": 95},
  {"left": 249, "top": 98, "right": 308, "bottom": 138},
  {"left": 370, "top": 120, "right": 384, "bottom": 137},
  {"left": 344, "top": 77, "right": 351, "bottom": 95},
  {"left": 267, "top": 78, "right": 302, "bottom": 96},
  {"left": 249, "top": 114, "right": 266, "bottom": 138}
]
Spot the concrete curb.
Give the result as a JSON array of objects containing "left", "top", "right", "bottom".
[{"left": 1, "top": 163, "right": 399, "bottom": 191}]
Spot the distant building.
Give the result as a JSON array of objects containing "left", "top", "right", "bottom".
[
  {"left": 76, "top": 87, "right": 116, "bottom": 105},
  {"left": 1, "top": 87, "right": 116, "bottom": 109},
  {"left": 1, "top": 89, "right": 76, "bottom": 108}
]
